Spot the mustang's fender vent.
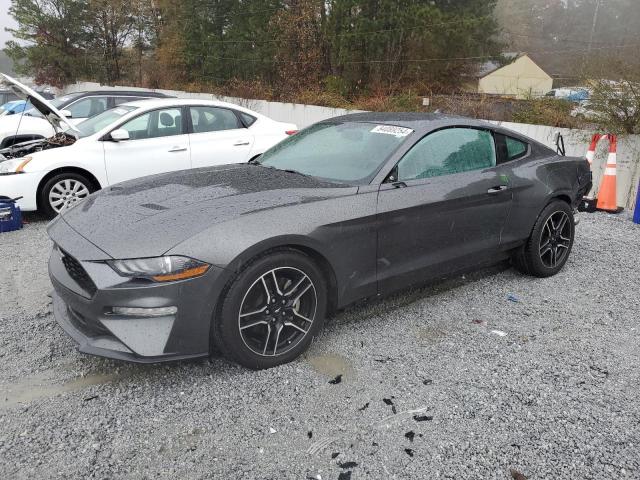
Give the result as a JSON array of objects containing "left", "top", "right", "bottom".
[{"left": 60, "top": 248, "right": 97, "bottom": 297}]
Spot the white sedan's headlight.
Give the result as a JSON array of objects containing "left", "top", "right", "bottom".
[{"left": 0, "top": 156, "right": 32, "bottom": 174}]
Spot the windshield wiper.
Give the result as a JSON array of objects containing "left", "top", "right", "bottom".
[{"left": 282, "top": 168, "right": 311, "bottom": 178}]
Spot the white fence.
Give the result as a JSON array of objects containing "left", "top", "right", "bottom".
[{"left": 64, "top": 82, "right": 640, "bottom": 210}]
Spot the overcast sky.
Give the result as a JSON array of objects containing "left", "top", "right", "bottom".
[{"left": 0, "top": 0, "right": 18, "bottom": 48}]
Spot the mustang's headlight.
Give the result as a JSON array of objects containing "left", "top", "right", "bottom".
[
  {"left": 0, "top": 156, "right": 32, "bottom": 174},
  {"left": 108, "top": 256, "right": 210, "bottom": 282}
]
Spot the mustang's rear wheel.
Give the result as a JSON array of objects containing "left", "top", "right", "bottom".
[
  {"left": 214, "top": 250, "right": 327, "bottom": 369},
  {"left": 40, "top": 172, "right": 95, "bottom": 218},
  {"left": 513, "top": 200, "right": 575, "bottom": 277}
]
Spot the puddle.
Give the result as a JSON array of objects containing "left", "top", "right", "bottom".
[
  {"left": 1, "top": 371, "right": 120, "bottom": 408},
  {"left": 307, "top": 354, "right": 355, "bottom": 380},
  {"left": 416, "top": 326, "right": 447, "bottom": 342}
]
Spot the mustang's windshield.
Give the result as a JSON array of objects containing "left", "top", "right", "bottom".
[
  {"left": 257, "top": 122, "right": 413, "bottom": 183},
  {"left": 74, "top": 106, "right": 138, "bottom": 138}
]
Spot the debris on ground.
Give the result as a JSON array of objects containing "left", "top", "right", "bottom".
[
  {"left": 405, "top": 431, "right": 415, "bottom": 442},
  {"left": 507, "top": 294, "right": 520, "bottom": 303},
  {"left": 338, "top": 461, "right": 358, "bottom": 469},
  {"left": 269, "top": 427, "right": 277, "bottom": 434},
  {"left": 413, "top": 415, "right": 433, "bottom": 422},
  {"left": 590, "top": 365, "right": 609, "bottom": 376},
  {"left": 331, "top": 452, "right": 340, "bottom": 459},
  {"left": 404, "top": 448, "right": 414, "bottom": 457},
  {"left": 373, "top": 356, "right": 393, "bottom": 363},
  {"left": 490, "top": 330, "right": 508, "bottom": 337},
  {"left": 337, "top": 472, "right": 352, "bottom": 480},
  {"left": 358, "top": 402, "right": 369, "bottom": 411},
  {"left": 329, "top": 375, "right": 343, "bottom": 384},
  {"left": 308, "top": 431, "right": 313, "bottom": 439},
  {"left": 510, "top": 468, "right": 528, "bottom": 480}
]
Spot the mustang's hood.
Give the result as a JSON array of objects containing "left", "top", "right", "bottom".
[
  {"left": 0, "top": 74, "right": 79, "bottom": 134},
  {"left": 57, "top": 164, "right": 357, "bottom": 259}
]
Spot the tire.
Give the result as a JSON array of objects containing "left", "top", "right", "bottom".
[
  {"left": 214, "top": 249, "right": 327, "bottom": 369},
  {"left": 39, "top": 172, "right": 96, "bottom": 218},
  {"left": 513, "top": 200, "right": 575, "bottom": 278}
]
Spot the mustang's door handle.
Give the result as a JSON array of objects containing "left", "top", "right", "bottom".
[
  {"left": 487, "top": 185, "right": 509, "bottom": 194},
  {"left": 168, "top": 147, "right": 187, "bottom": 152},
  {"left": 233, "top": 140, "right": 251, "bottom": 146}
]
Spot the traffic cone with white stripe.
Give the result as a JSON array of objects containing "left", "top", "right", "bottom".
[
  {"left": 596, "top": 134, "right": 622, "bottom": 213},
  {"left": 579, "top": 133, "right": 603, "bottom": 212},
  {"left": 585, "top": 133, "right": 603, "bottom": 168}
]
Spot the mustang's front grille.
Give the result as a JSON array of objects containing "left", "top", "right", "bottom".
[{"left": 59, "top": 248, "right": 97, "bottom": 297}]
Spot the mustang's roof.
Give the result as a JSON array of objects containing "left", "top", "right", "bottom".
[
  {"left": 326, "top": 112, "right": 491, "bottom": 129},
  {"left": 325, "top": 112, "right": 546, "bottom": 148}
]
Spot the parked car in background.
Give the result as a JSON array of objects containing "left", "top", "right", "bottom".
[
  {"left": 0, "top": 88, "right": 20, "bottom": 106},
  {"left": 0, "top": 78, "right": 297, "bottom": 217},
  {"left": 0, "top": 74, "right": 171, "bottom": 148},
  {"left": 47, "top": 113, "right": 591, "bottom": 368},
  {"left": 0, "top": 99, "right": 27, "bottom": 115},
  {"left": 545, "top": 87, "right": 590, "bottom": 103},
  {"left": 0, "top": 88, "right": 53, "bottom": 113}
]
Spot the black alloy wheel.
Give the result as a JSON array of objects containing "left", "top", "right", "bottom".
[
  {"left": 513, "top": 200, "right": 575, "bottom": 278},
  {"left": 214, "top": 250, "right": 327, "bottom": 369}
]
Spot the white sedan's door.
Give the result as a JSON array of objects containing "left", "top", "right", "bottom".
[
  {"left": 103, "top": 107, "right": 190, "bottom": 185},
  {"left": 187, "top": 105, "right": 254, "bottom": 168}
]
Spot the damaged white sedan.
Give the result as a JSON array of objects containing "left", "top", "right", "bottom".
[{"left": 0, "top": 74, "right": 297, "bottom": 217}]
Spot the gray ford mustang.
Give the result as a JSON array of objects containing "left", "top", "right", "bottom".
[{"left": 48, "top": 113, "right": 592, "bottom": 369}]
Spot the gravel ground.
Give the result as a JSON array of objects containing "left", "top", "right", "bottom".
[{"left": 0, "top": 212, "right": 639, "bottom": 480}]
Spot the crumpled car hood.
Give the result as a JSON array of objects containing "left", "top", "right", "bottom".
[{"left": 59, "top": 164, "right": 356, "bottom": 259}]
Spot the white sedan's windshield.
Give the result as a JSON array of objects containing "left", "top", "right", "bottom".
[
  {"left": 22, "top": 95, "right": 78, "bottom": 117},
  {"left": 257, "top": 122, "right": 412, "bottom": 183},
  {"left": 75, "top": 106, "right": 138, "bottom": 138}
]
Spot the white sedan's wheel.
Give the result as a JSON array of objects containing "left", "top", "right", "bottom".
[
  {"left": 40, "top": 172, "right": 96, "bottom": 218},
  {"left": 48, "top": 179, "right": 91, "bottom": 213}
]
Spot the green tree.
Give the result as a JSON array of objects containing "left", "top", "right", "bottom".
[{"left": 4, "top": 0, "right": 91, "bottom": 87}]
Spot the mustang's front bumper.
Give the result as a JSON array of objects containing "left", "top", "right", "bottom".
[{"left": 48, "top": 217, "right": 227, "bottom": 363}]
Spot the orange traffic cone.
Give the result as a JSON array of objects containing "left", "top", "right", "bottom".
[
  {"left": 596, "top": 134, "right": 622, "bottom": 213},
  {"left": 585, "top": 133, "right": 603, "bottom": 168}
]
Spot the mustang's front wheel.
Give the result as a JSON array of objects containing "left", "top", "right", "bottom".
[{"left": 214, "top": 250, "right": 327, "bottom": 369}]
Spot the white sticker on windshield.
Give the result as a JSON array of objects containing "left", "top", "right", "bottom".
[
  {"left": 113, "top": 108, "right": 128, "bottom": 115},
  {"left": 370, "top": 125, "right": 413, "bottom": 137}
]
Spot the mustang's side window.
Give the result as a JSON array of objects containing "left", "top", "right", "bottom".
[
  {"left": 396, "top": 128, "right": 496, "bottom": 181},
  {"left": 505, "top": 135, "right": 528, "bottom": 160}
]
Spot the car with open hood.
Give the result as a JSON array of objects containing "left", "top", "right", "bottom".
[
  {"left": 47, "top": 113, "right": 592, "bottom": 369},
  {"left": 0, "top": 76, "right": 297, "bottom": 217},
  {"left": 0, "top": 74, "right": 170, "bottom": 149}
]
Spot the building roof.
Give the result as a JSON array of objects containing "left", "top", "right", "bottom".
[{"left": 477, "top": 53, "right": 524, "bottom": 78}]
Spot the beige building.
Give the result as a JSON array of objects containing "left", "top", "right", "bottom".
[{"left": 472, "top": 54, "right": 553, "bottom": 99}]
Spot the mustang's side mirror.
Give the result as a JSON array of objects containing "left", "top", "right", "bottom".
[
  {"left": 110, "top": 129, "right": 130, "bottom": 142},
  {"left": 59, "top": 109, "right": 72, "bottom": 118}
]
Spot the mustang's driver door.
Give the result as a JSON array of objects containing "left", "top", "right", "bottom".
[{"left": 376, "top": 127, "right": 513, "bottom": 293}]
